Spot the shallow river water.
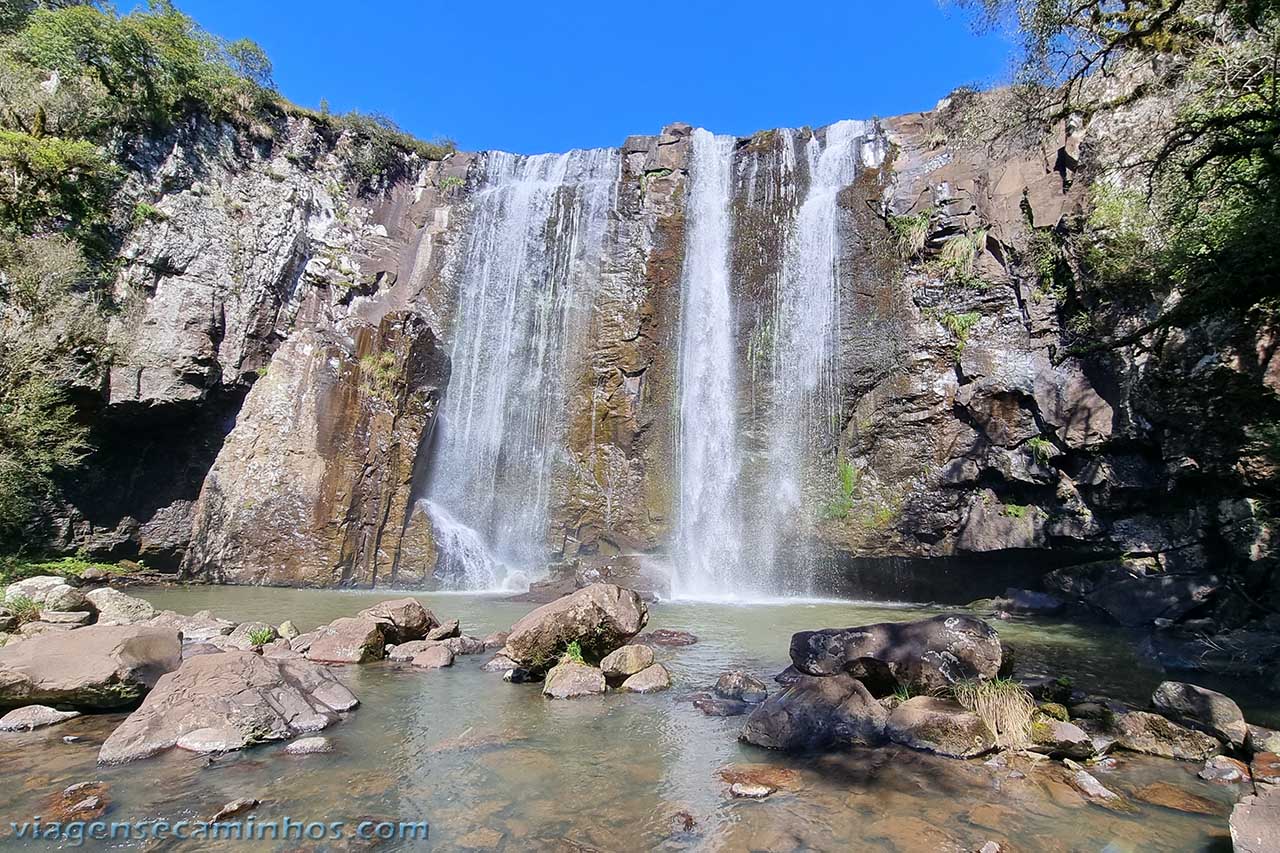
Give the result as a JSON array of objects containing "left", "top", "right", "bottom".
[{"left": 0, "top": 587, "right": 1267, "bottom": 851}]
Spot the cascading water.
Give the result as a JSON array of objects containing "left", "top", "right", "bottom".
[
  {"left": 424, "top": 148, "right": 619, "bottom": 590},
  {"left": 672, "top": 129, "right": 748, "bottom": 599},
  {"left": 756, "top": 120, "right": 880, "bottom": 594}
]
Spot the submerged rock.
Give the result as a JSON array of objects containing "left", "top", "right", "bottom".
[
  {"left": 1151, "top": 680, "right": 1247, "bottom": 747},
  {"left": 715, "top": 671, "right": 768, "bottom": 703},
  {"left": 729, "top": 782, "right": 775, "bottom": 799},
  {"left": 357, "top": 598, "right": 435, "bottom": 644},
  {"left": 789, "top": 614, "right": 1003, "bottom": 694},
  {"left": 501, "top": 584, "right": 648, "bottom": 675},
  {"left": 481, "top": 654, "right": 518, "bottom": 673},
  {"left": 98, "top": 651, "right": 358, "bottom": 765},
  {"left": 213, "top": 797, "right": 260, "bottom": 821},
  {"left": 1067, "top": 769, "right": 1126, "bottom": 808},
  {"left": 635, "top": 629, "right": 698, "bottom": 647},
  {"left": 542, "top": 661, "right": 606, "bottom": 699},
  {"left": 284, "top": 736, "right": 333, "bottom": 755},
  {"left": 886, "top": 696, "right": 997, "bottom": 759},
  {"left": 0, "top": 624, "right": 181, "bottom": 710},
  {"left": 621, "top": 663, "right": 671, "bottom": 693},
  {"left": 305, "top": 617, "right": 385, "bottom": 664},
  {"left": 694, "top": 697, "right": 752, "bottom": 717},
  {"left": 740, "top": 673, "right": 887, "bottom": 751},
  {"left": 0, "top": 705, "right": 81, "bottom": 731},
  {"left": 601, "top": 644, "right": 654, "bottom": 680},
  {"left": 1111, "top": 710, "right": 1221, "bottom": 761},
  {"left": 1133, "top": 781, "right": 1220, "bottom": 815}
]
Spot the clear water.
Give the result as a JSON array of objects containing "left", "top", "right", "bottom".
[{"left": 0, "top": 587, "right": 1261, "bottom": 851}]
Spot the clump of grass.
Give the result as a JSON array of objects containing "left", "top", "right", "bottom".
[
  {"left": 953, "top": 678, "right": 1037, "bottom": 749},
  {"left": 933, "top": 229, "right": 989, "bottom": 288},
  {"left": 4, "top": 594, "right": 40, "bottom": 626},
  {"left": 247, "top": 627, "right": 276, "bottom": 647},
  {"left": 1025, "top": 436, "right": 1056, "bottom": 465},
  {"left": 360, "top": 351, "right": 402, "bottom": 402},
  {"left": 939, "top": 311, "right": 980, "bottom": 357},
  {"left": 889, "top": 210, "right": 931, "bottom": 259},
  {"left": 1001, "top": 503, "right": 1029, "bottom": 519},
  {"left": 819, "top": 460, "right": 862, "bottom": 520},
  {"left": 561, "top": 640, "right": 585, "bottom": 665}
]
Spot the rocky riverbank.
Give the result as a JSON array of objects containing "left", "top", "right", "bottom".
[{"left": 1, "top": 577, "right": 1276, "bottom": 848}]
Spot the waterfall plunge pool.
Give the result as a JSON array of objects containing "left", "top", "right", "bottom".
[{"left": 0, "top": 587, "right": 1266, "bottom": 851}]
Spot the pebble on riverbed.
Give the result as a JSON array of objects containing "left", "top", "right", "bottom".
[
  {"left": 729, "top": 782, "right": 776, "bottom": 799},
  {"left": 284, "top": 737, "right": 334, "bottom": 755}
]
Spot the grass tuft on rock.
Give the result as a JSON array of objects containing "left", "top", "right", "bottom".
[{"left": 952, "top": 678, "right": 1036, "bottom": 749}]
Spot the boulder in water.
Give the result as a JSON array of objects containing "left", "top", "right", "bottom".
[
  {"left": 97, "top": 651, "right": 357, "bottom": 765},
  {"left": 0, "top": 705, "right": 81, "bottom": 731},
  {"left": 621, "top": 663, "right": 671, "bottom": 693},
  {"left": 543, "top": 661, "right": 606, "bottom": 699},
  {"left": 1151, "top": 680, "right": 1247, "bottom": 747},
  {"left": 1029, "top": 718, "right": 1095, "bottom": 759},
  {"left": 305, "top": 618, "right": 385, "bottom": 664},
  {"left": 715, "top": 671, "right": 768, "bottom": 703},
  {"left": 1111, "top": 710, "right": 1221, "bottom": 760},
  {"left": 501, "top": 583, "right": 647, "bottom": 675},
  {"left": 600, "top": 645, "right": 654, "bottom": 681},
  {"left": 411, "top": 645, "right": 454, "bottom": 669},
  {"left": 426, "top": 618, "right": 461, "bottom": 641},
  {"left": 0, "top": 624, "right": 181, "bottom": 709},
  {"left": 85, "top": 588, "right": 155, "bottom": 625},
  {"left": 636, "top": 629, "right": 698, "bottom": 647},
  {"left": 739, "top": 673, "right": 888, "bottom": 751},
  {"left": 358, "top": 598, "right": 435, "bottom": 644},
  {"left": 790, "top": 614, "right": 1003, "bottom": 695},
  {"left": 886, "top": 696, "right": 997, "bottom": 758}
]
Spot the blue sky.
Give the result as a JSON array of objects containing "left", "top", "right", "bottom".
[{"left": 177, "top": 1, "right": 1013, "bottom": 155}]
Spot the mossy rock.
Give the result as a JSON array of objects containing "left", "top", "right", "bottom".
[{"left": 1039, "top": 702, "right": 1070, "bottom": 722}]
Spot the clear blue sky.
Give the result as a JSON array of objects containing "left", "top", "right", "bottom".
[{"left": 176, "top": 0, "right": 1013, "bottom": 155}]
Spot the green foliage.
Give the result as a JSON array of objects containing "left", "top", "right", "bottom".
[
  {"left": 931, "top": 229, "right": 988, "bottom": 288},
  {"left": 819, "top": 459, "right": 862, "bottom": 520},
  {"left": 131, "top": 200, "right": 165, "bottom": 225},
  {"left": 3, "top": 592, "right": 38, "bottom": 624},
  {"left": 888, "top": 210, "right": 931, "bottom": 259},
  {"left": 939, "top": 311, "right": 980, "bottom": 357},
  {"left": 1000, "top": 503, "right": 1029, "bottom": 519},
  {"left": 953, "top": 677, "right": 1036, "bottom": 748},
  {"left": 360, "top": 350, "right": 402, "bottom": 402},
  {"left": 247, "top": 626, "right": 275, "bottom": 647},
  {"left": 0, "top": 129, "right": 116, "bottom": 243},
  {"left": 1025, "top": 436, "right": 1055, "bottom": 464},
  {"left": 438, "top": 174, "right": 464, "bottom": 196},
  {"left": 0, "top": 555, "right": 128, "bottom": 586},
  {"left": 561, "top": 640, "right": 585, "bottom": 664}
]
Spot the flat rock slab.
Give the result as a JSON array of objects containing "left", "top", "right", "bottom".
[
  {"left": 0, "top": 624, "right": 181, "bottom": 710},
  {"left": 1112, "top": 711, "right": 1221, "bottom": 761},
  {"left": 306, "top": 618, "right": 385, "bottom": 664},
  {"left": 0, "top": 705, "right": 81, "bottom": 731},
  {"left": 98, "top": 651, "right": 358, "bottom": 765},
  {"left": 1232, "top": 788, "right": 1280, "bottom": 853},
  {"left": 1133, "top": 782, "right": 1221, "bottom": 815}
]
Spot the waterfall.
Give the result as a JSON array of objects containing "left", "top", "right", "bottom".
[
  {"left": 425, "top": 148, "right": 619, "bottom": 590},
  {"left": 672, "top": 129, "right": 747, "bottom": 599},
  {"left": 756, "top": 120, "right": 877, "bottom": 594}
]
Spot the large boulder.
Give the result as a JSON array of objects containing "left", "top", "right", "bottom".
[
  {"left": 98, "top": 651, "right": 358, "bottom": 765},
  {"left": 0, "top": 624, "right": 181, "bottom": 709},
  {"left": 1111, "top": 710, "right": 1221, "bottom": 761},
  {"left": 790, "top": 615, "right": 1003, "bottom": 695},
  {"left": 86, "top": 588, "right": 156, "bottom": 625},
  {"left": 1151, "top": 681, "right": 1248, "bottom": 747},
  {"left": 305, "top": 618, "right": 385, "bottom": 664},
  {"left": 43, "top": 586, "right": 92, "bottom": 614},
  {"left": 3, "top": 576, "right": 71, "bottom": 606},
  {"left": 739, "top": 673, "right": 888, "bottom": 751},
  {"left": 542, "top": 661, "right": 606, "bottom": 699},
  {"left": 356, "top": 598, "right": 435, "bottom": 644},
  {"left": 886, "top": 696, "right": 997, "bottom": 758},
  {"left": 501, "top": 584, "right": 648, "bottom": 674},
  {"left": 621, "top": 663, "right": 671, "bottom": 693}
]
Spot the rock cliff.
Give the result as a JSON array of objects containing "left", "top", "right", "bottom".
[{"left": 41, "top": 99, "right": 1278, "bottom": 655}]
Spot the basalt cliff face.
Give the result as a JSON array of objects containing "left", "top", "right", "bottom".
[{"left": 46, "top": 103, "right": 1278, "bottom": 646}]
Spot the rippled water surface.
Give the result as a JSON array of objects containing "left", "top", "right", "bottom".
[{"left": 0, "top": 587, "right": 1262, "bottom": 851}]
